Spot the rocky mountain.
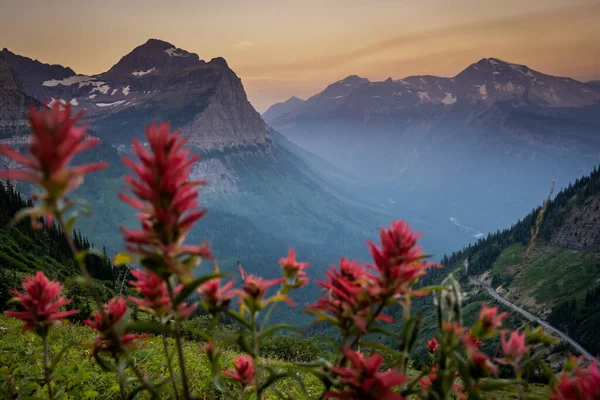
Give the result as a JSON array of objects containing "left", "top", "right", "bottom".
[
  {"left": 271, "top": 59, "right": 600, "bottom": 128},
  {"left": 271, "top": 75, "right": 370, "bottom": 126},
  {"left": 0, "top": 48, "right": 75, "bottom": 92},
  {"left": 3, "top": 39, "right": 270, "bottom": 150},
  {"left": 589, "top": 80, "right": 600, "bottom": 87},
  {"left": 262, "top": 96, "right": 304, "bottom": 124}
]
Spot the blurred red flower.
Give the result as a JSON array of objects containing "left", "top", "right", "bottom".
[
  {"left": 223, "top": 355, "right": 255, "bottom": 386},
  {"left": 7, "top": 271, "right": 77, "bottom": 335}
]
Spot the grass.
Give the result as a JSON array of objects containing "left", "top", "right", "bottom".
[
  {"left": 0, "top": 314, "right": 552, "bottom": 399},
  {"left": 490, "top": 243, "right": 600, "bottom": 306}
]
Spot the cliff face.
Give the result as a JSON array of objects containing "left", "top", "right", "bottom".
[
  {"left": 181, "top": 67, "right": 270, "bottom": 149},
  {"left": 0, "top": 55, "right": 35, "bottom": 139}
]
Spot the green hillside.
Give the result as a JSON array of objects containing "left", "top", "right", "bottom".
[{"left": 424, "top": 165, "right": 600, "bottom": 356}]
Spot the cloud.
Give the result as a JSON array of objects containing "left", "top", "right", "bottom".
[
  {"left": 237, "top": 2, "right": 600, "bottom": 76},
  {"left": 235, "top": 41, "right": 255, "bottom": 48}
]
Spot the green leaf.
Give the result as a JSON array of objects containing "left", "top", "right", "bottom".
[
  {"left": 224, "top": 309, "right": 252, "bottom": 329},
  {"left": 260, "top": 324, "right": 301, "bottom": 338},
  {"left": 174, "top": 273, "right": 225, "bottom": 306},
  {"left": 126, "top": 321, "right": 173, "bottom": 335},
  {"left": 113, "top": 252, "right": 132, "bottom": 265},
  {"left": 236, "top": 333, "right": 254, "bottom": 356}
]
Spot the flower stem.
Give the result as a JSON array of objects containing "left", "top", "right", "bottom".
[
  {"left": 251, "top": 313, "right": 263, "bottom": 400},
  {"left": 42, "top": 334, "right": 54, "bottom": 400},
  {"left": 166, "top": 280, "right": 191, "bottom": 400},
  {"left": 55, "top": 211, "right": 157, "bottom": 397},
  {"left": 162, "top": 335, "right": 180, "bottom": 400}
]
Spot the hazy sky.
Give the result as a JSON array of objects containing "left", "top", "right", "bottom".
[{"left": 1, "top": 0, "right": 599, "bottom": 111}]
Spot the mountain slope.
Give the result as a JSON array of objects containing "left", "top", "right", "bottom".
[{"left": 425, "top": 165, "right": 600, "bottom": 355}]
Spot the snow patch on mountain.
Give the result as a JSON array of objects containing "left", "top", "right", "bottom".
[
  {"left": 42, "top": 75, "right": 93, "bottom": 87},
  {"left": 122, "top": 85, "right": 130, "bottom": 96},
  {"left": 165, "top": 47, "right": 188, "bottom": 57},
  {"left": 418, "top": 92, "right": 430, "bottom": 102},
  {"left": 96, "top": 100, "right": 126, "bottom": 107},
  {"left": 89, "top": 82, "right": 110, "bottom": 95},
  {"left": 442, "top": 92, "right": 457, "bottom": 105},
  {"left": 475, "top": 84, "right": 488, "bottom": 99},
  {"left": 69, "top": 98, "right": 78, "bottom": 106},
  {"left": 132, "top": 68, "right": 156, "bottom": 77}
]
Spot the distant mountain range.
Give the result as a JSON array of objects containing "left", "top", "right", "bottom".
[{"left": 263, "top": 58, "right": 600, "bottom": 238}]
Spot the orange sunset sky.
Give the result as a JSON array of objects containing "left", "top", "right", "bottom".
[{"left": 1, "top": 0, "right": 599, "bottom": 112}]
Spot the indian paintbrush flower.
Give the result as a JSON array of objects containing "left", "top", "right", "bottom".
[
  {"left": 128, "top": 269, "right": 196, "bottom": 319},
  {"left": 427, "top": 338, "right": 440, "bottom": 353},
  {"left": 84, "top": 297, "right": 149, "bottom": 355},
  {"left": 7, "top": 271, "right": 78, "bottom": 336},
  {"left": 120, "top": 122, "right": 212, "bottom": 281},
  {"left": 326, "top": 348, "right": 406, "bottom": 400},
  {"left": 223, "top": 354, "right": 256, "bottom": 387}
]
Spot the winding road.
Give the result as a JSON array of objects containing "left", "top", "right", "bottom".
[{"left": 469, "top": 277, "right": 594, "bottom": 360}]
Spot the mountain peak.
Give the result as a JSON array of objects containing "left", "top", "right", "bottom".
[
  {"left": 102, "top": 39, "right": 202, "bottom": 80},
  {"left": 339, "top": 75, "right": 369, "bottom": 84},
  {"left": 143, "top": 38, "right": 175, "bottom": 48}
]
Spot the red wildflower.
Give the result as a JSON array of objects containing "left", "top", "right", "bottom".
[
  {"left": 426, "top": 338, "right": 440, "bottom": 353},
  {"left": 307, "top": 258, "right": 390, "bottom": 332},
  {"left": 463, "top": 336, "right": 498, "bottom": 376},
  {"left": 128, "top": 269, "right": 196, "bottom": 319},
  {"left": 120, "top": 122, "right": 212, "bottom": 281},
  {"left": 442, "top": 321, "right": 465, "bottom": 337},
  {"left": 223, "top": 355, "right": 255, "bottom": 387},
  {"left": 477, "top": 303, "right": 507, "bottom": 335},
  {"left": 236, "top": 265, "right": 289, "bottom": 313},
  {"left": 0, "top": 103, "right": 107, "bottom": 228},
  {"left": 463, "top": 331, "right": 484, "bottom": 348},
  {"left": 7, "top": 271, "right": 77, "bottom": 335},
  {"left": 280, "top": 249, "right": 310, "bottom": 290},
  {"left": 84, "top": 297, "right": 149, "bottom": 355},
  {"left": 368, "top": 220, "right": 439, "bottom": 299},
  {"left": 498, "top": 331, "right": 528, "bottom": 365},
  {"left": 326, "top": 348, "right": 406, "bottom": 400},
  {"left": 552, "top": 361, "right": 600, "bottom": 400},
  {"left": 279, "top": 249, "right": 309, "bottom": 279},
  {"left": 197, "top": 276, "right": 236, "bottom": 313}
]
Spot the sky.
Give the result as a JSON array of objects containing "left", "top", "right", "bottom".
[{"left": 1, "top": 0, "right": 600, "bottom": 112}]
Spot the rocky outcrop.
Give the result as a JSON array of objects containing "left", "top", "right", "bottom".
[
  {"left": 181, "top": 67, "right": 270, "bottom": 149},
  {"left": 551, "top": 195, "right": 600, "bottom": 251}
]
